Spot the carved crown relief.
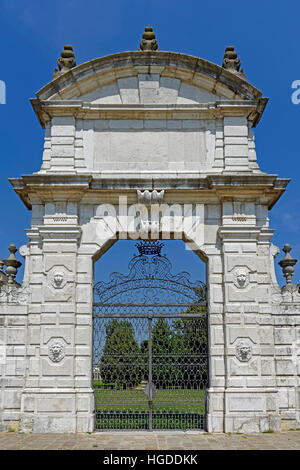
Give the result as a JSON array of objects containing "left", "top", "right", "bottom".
[
  {"left": 51, "top": 271, "right": 66, "bottom": 290},
  {"left": 137, "top": 190, "right": 165, "bottom": 205}
]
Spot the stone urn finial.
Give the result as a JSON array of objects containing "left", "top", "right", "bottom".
[
  {"left": 222, "top": 46, "right": 245, "bottom": 78},
  {"left": 53, "top": 45, "right": 76, "bottom": 79},
  {"left": 279, "top": 244, "right": 298, "bottom": 286},
  {"left": 140, "top": 26, "right": 158, "bottom": 51},
  {"left": 3, "top": 244, "right": 22, "bottom": 285},
  {"left": 0, "top": 258, "right": 5, "bottom": 285}
]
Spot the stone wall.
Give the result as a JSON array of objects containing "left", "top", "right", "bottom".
[
  {"left": 0, "top": 203, "right": 299, "bottom": 433},
  {"left": 41, "top": 114, "right": 256, "bottom": 174},
  {"left": 273, "top": 299, "right": 300, "bottom": 430},
  {"left": 0, "top": 300, "right": 27, "bottom": 432}
]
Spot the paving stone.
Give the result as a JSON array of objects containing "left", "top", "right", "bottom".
[{"left": 1, "top": 431, "right": 300, "bottom": 450}]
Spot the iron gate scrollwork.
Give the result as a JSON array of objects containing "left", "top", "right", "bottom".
[{"left": 93, "top": 241, "right": 208, "bottom": 430}]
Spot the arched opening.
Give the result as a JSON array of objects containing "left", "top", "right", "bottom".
[{"left": 92, "top": 240, "right": 208, "bottom": 431}]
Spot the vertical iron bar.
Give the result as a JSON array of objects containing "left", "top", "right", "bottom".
[{"left": 148, "top": 316, "right": 153, "bottom": 431}]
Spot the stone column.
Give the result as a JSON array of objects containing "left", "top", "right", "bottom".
[
  {"left": 20, "top": 200, "right": 94, "bottom": 433},
  {"left": 217, "top": 201, "right": 280, "bottom": 433},
  {"left": 204, "top": 204, "right": 226, "bottom": 433}
]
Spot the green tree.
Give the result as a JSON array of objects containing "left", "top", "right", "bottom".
[
  {"left": 173, "top": 287, "right": 208, "bottom": 388},
  {"left": 150, "top": 318, "right": 182, "bottom": 388},
  {"left": 100, "top": 320, "right": 144, "bottom": 389}
]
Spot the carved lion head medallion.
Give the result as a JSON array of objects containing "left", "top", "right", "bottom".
[
  {"left": 236, "top": 340, "right": 252, "bottom": 362},
  {"left": 48, "top": 340, "right": 65, "bottom": 363}
]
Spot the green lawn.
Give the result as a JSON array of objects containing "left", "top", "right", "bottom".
[
  {"left": 94, "top": 388, "right": 206, "bottom": 413},
  {"left": 94, "top": 387, "right": 206, "bottom": 429}
]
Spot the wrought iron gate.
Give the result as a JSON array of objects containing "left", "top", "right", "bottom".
[{"left": 93, "top": 241, "right": 208, "bottom": 430}]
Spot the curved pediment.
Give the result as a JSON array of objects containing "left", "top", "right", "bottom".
[{"left": 35, "top": 51, "right": 263, "bottom": 105}]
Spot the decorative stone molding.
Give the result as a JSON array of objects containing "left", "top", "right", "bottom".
[
  {"left": 8, "top": 284, "right": 29, "bottom": 305},
  {"left": 270, "top": 243, "right": 280, "bottom": 259},
  {"left": 19, "top": 244, "right": 29, "bottom": 258},
  {"left": 269, "top": 243, "right": 280, "bottom": 285},
  {"left": 271, "top": 283, "right": 300, "bottom": 304},
  {"left": 0, "top": 283, "right": 29, "bottom": 305},
  {"left": 137, "top": 189, "right": 165, "bottom": 205},
  {"left": 232, "top": 202, "right": 246, "bottom": 222},
  {"left": 48, "top": 340, "right": 65, "bottom": 363},
  {"left": 236, "top": 340, "right": 252, "bottom": 362},
  {"left": 234, "top": 267, "right": 249, "bottom": 289}
]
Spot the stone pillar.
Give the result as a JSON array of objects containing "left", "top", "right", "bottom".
[
  {"left": 217, "top": 201, "right": 280, "bottom": 433},
  {"left": 204, "top": 204, "right": 226, "bottom": 433},
  {"left": 20, "top": 202, "right": 94, "bottom": 433},
  {"left": 0, "top": 303, "right": 27, "bottom": 432}
]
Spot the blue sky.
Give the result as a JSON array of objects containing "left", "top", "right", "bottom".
[{"left": 0, "top": 0, "right": 299, "bottom": 285}]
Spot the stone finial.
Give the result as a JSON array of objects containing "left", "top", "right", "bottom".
[
  {"left": 3, "top": 244, "right": 22, "bottom": 285},
  {"left": 140, "top": 27, "right": 158, "bottom": 51},
  {"left": 222, "top": 46, "right": 245, "bottom": 78},
  {"left": 0, "top": 259, "right": 5, "bottom": 285},
  {"left": 279, "top": 244, "right": 298, "bottom": 286},
  {"left": 53, "top": 45, "right": 76, "bottom": 79}
]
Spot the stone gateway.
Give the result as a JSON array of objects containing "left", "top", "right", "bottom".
[{"left": 0, "top": 27, "right": 299, "bottom": 433}]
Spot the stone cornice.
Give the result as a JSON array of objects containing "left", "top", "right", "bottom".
[
  {"left": 30, "top": 99, "right": 268, "bottom": 128},
  {"left": 9, "top": 173, "right": 290, "bottom": 210},
  {"left": 38, "top": 226, "right": 82, "bottom": 241},
  {"left": 218, "top": 226, "right": 264, "bottom": 241}
]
